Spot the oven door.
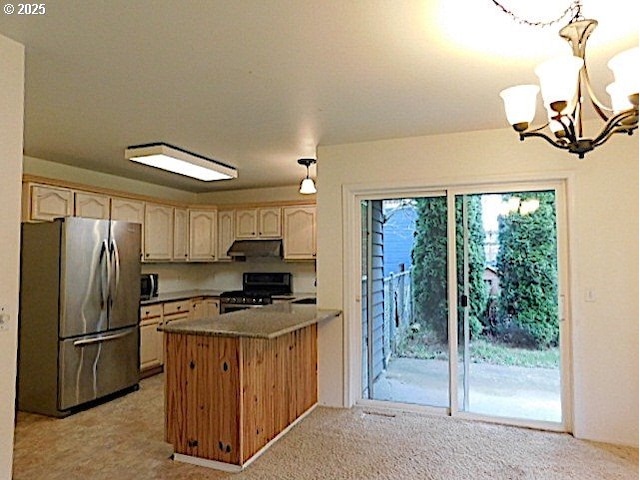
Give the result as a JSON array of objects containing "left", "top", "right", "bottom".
[{"left": 220, "top": 304, "right": 265, "bottom": 314}]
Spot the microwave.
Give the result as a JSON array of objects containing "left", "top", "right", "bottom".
[{"left": 140, "top": 273, "right": 159, "bottom": 300}]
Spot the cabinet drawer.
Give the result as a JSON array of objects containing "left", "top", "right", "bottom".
[
  {"left": 163, "top": 300, "right": 190, "bottom": 316},
  {"left": 140, "top": 304, "right": 163, "bottom": 321}
]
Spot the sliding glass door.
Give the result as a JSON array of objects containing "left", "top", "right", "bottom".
[{"left": 359, "top": 184, "right": 566, "bottom": 428}]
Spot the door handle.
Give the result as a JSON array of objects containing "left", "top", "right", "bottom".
[
  {"left": 109, "top": 238, "right": 120, "bottom": 308},
  {"left": 73, "top": 329, "right": 132, "bottom": 347},
  {"left": 99, "top": 240, "right": 109, "bottom": 310}
]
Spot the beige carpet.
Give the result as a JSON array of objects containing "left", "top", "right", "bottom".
[{"left": 13, "top": 374, "right": 638, "bottom": 480}]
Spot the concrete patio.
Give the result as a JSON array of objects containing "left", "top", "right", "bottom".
[{"left": 372, "top": 357, "right": 561, "bottom": 423}]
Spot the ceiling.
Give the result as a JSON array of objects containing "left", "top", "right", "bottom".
[{"left": 0, "top": 1, "right": 637, "bottom": 193}]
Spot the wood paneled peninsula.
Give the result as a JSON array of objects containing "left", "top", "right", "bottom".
[{"left": 159, "top": 303, "right": 340, "bottom": 472}]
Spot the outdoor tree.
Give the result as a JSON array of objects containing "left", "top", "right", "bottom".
[
  {"left": 455, "top": 196, "right": 487, "bottom": 338},
  {"left": 496, "top": 192, "right": 558, "bottom": 348},
  {"left": 412, "top": 196, "right": 485, "bottom": 343}
]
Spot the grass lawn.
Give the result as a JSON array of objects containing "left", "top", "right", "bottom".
[{"left": 397, "top": 335, "right": 559, "bottom": 369}]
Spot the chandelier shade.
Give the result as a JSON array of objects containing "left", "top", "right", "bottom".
[
  {"left": 499, "top": 85, "right": 540, "bottom": 129},
  {"left": 534, "top": 56, "right": 583, "bottom": 113}
]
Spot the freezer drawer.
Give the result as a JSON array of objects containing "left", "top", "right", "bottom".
[{"left": 58, "top": 326, "right": 139, "bottom": 411}]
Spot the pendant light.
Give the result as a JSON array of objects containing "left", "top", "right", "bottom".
[{"left": 298, "top": 158, "right": 317, "bottom": 194}]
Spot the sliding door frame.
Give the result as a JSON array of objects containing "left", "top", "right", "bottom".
[{"left": 342, "top": 174, "right": 574, "bottom": 433}]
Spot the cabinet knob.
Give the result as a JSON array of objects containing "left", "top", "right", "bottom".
[{"left": 145, "top": 253, "right": 150, "bottom": 257}]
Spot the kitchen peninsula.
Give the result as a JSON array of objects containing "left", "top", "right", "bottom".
[{"left": 159, "top": 303, "right": 340, "bottom": 471}]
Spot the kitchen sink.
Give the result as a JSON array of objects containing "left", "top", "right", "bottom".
[{"left": 292, "top": 297, "right": 316, "bottom": 305}]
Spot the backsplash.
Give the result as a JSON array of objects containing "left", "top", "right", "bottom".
[{"left": 141, "top": 261, "right": 316, "bottom": 294}]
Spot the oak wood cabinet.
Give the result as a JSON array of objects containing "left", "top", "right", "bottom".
[
  {"left": 74, "top": 192, "right": 110, "bottom": 219},
  {"left": 26, "top": 183, "right": 74, "bottom": 221},
  {"left": 283, "top": 205, "right": 316, "bottom": 260},
  {"left": 189, "top": 210, "right": 217, "bottom": 261},
  {"left": 235, "top": 207, "right": 281, "bottom": 239},
  {"left": 140, "top": 304, "right": 163, "bottom": 372},
  {"left": 217, "top": 209, "right": 235, "bottom": 261},
  {"left": 190, "top": 298, "right": 220, "bottom": 319},
  {"left": 110, "top": 197, "right": 145, "bottom": 223},
  {"left": 144, "top": 203, "right": 174, "bottom": 261},
  {"left": 173, "top": 208, "right": 189, "bottom": 262}
]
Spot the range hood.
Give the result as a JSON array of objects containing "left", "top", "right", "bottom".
[{"left": 227, "top": 239, "right": 283, "bottom": 258}]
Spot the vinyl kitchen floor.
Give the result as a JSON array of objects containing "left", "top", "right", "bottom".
[{"left": 12, "top": 373, "right": 216, "bottom": 480}]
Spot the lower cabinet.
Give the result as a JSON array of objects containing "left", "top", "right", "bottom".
[
  {"left": 190, "top": 297, "right": 220, "bottom": 319},
  {"left": 140, "top": 297, "right": 219, "bottom": 376},
  {"left": 140, "top": 304, "right": 163, "bottom": 372}
]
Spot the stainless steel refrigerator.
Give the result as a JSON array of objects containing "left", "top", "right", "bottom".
[{"left": 18, "top": 217, "right": 141, "bottom": 417}]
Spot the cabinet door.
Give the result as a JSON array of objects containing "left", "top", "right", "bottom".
[
  {"left": 189, "top": 210, "right": 217, "bottom": 261},
  {"left": 173, "top": 208, "right": 189, "bottom": 261},
  {"left": 29, "top": 184, "right": 73, "bottom": 221},
  {"left": 205, "top": 299, "right": 220, "bottom": 317},
  {"left": 258, "top": 207, "right": 282, "bottom": 237},
  {"left": 283, "top": 206, "right": 316, "bottom": 260},
  {"left": 235, "top": 209, "right": 258, "bottom": 238},
  {"left": 74, "top": 192, "right": 110, "bottom": 219},
  {"left": 111, "top": 197, "right": 144, "bottom": 223},
  {"left": 190, "top": 298, "right": 204, "bottom": 320},
  {"left": 140, "top": 321, "right": 162, "bottom": 370},
  {"left": 140, "top": 304, "right": 163, "bottom": 370},
  {"left": 217, "top": 210, "right": 235, "bottom": 261},
  {"left": 144, "top": 204, "right": 174, "bottom": 261}
]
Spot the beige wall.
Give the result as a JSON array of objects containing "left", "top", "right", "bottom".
[
  {"left": 23, "top": 156, "right": 196, "bottom": 204},
  {"left": 196, "top": 185, "right": 309, "bottom": 205},
  {"left": 0, "top": 34, "right": 24, "bottom": 478},
  {"left": 316, "top": 123, "right": 639, "bottom": 446}
]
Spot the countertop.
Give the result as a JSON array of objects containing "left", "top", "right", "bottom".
[
  {"left": 158, "top": 303, "right": 340, "bottom": 339},
  {"left": 141, "top": 290, "right": 316, "bottom": 305}
]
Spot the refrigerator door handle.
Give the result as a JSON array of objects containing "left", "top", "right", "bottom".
[
  {"left": 73, "top": 329, "right": 132, "bottom": 347},
  {"left": 99, "top": 239, "right": 110, "bottom": 311},
  {"left": 109, "top": 238, "right": 121, "bottom": 308}
]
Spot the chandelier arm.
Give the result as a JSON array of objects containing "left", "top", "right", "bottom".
[
  {"left": 520, "top": 131, "right": 571, "bottom": 150},
  {"left": 525, "top": 122, "right": 551, "bottom": 134},
  {"left": 592, "top": 125, "right": 637, "bottom": 148},
  {"left": 580, "top": 66, "right": 613, "bottom": 122},
  {"left": 591, "top": 110, "right": 638, "bottom": 146}
]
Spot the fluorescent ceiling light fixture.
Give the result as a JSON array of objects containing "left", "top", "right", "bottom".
[{"left": 125, "top": 143, "right": 238, "bottom": 181}]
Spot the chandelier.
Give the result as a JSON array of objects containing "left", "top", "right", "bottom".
[{"left": 497, "top": 0, "right": 638, "bottom": 158}]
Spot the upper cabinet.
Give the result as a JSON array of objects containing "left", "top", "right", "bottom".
[
  {"left": 111, "top": 197, "right": 144, "bottom": 223},
  {"left": 25, "top": 183, "right": 73, "bottom": 222},
  {"left": 74, "top": 192, "right": 110, "bottom": 220},
  {"left": 189, "top": 209, "right": 217, "bottom": 262},
  {"left": 235, "top": 207, "right": 281, "bottom": 239},
  {"left": 173, "top": 208, "right": 189, "bottom": 262},
  {"left": 22, "top": 177, "right": 317, "bottom": 264},
  {"left": 217, "top": 209, "right": 235, "bottom": 261},
  {"left": 144, "top": 203, "right": 174, "bottom": 261},
  {"left": 283, "top": 206, "right": 316, "bottom": 260}
]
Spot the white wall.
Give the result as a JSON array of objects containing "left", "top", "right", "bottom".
[
  {"left": 0, "top": 34, "right": 24, "bottom": 479},
  {"left": 316, "top": 124, "right": 639, "bottom": 447}
]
